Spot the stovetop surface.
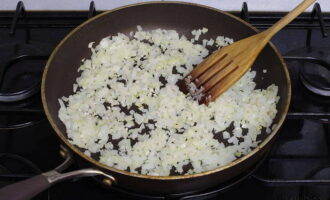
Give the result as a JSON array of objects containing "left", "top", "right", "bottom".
[{"left": 0, "top": 2, "right": 329, "bottom": 200}]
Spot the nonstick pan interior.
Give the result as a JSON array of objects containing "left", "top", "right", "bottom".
[{"left": 42, "top": 2, "right": 290, "bottom": 181}]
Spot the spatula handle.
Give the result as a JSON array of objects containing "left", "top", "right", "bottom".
[{"left": 264, "top": 0, "right": 316, "bottom": 39}]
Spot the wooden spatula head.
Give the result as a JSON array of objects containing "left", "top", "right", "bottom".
[{"left": 180, "top": 0, "right": 316, "bottom": 105}]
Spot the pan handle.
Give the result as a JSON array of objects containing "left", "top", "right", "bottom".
[
  {"left": 0, "top": 147, "right": 116, "bottom": 200},
  {"left": 0, "top": 168, "right": 116, "bottom": 200}
]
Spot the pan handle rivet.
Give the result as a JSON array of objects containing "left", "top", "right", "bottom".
[
  {"left": 59, "top": 149, "right": 67, "bottom": 158},
  {"left": 102, "top": 178, "right": 113, "bottom": 186}
]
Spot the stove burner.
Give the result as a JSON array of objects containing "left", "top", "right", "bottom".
[
  {"left": 301, "top": 76, "right": 330, "bottom": 97},
  {"left": 0, "top": 41, "right": 49, "bottom": 129},
  {"left": 0, "top": 42, "right": 49, "bottom": 102},
  {"left": 285, "top": 46, "right": 330, "bottom": 97}
]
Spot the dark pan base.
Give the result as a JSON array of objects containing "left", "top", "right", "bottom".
[
  {"left": 100, "top": 152, "right": 269, "bottom": 199},
  {"left": 75, "top": 145, "right": 269, "bottom": 195},
  {"left": 42, "top": 2, "right": 290, "bottom": 195},
  {"left": 92, "top": 151, "right": 269, "bottom": 198},
  {"left": 72, "top": 144, "right": 271, "bottom": 195}
]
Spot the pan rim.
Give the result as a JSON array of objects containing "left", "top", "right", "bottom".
[{"left": 41, "top": 1, "right": 291, "bottom": 180}]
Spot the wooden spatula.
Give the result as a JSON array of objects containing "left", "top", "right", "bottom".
[{"left": 183, "top": 0, "right": 316, "bottom": 104}]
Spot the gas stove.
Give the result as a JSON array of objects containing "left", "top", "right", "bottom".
[{"left": 0, "top": 1, "right": 329, "bottom": 200}]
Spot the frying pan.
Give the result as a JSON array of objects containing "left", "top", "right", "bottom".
[{"left": 0, "top": 2, "right": 291, "bottom": 200}]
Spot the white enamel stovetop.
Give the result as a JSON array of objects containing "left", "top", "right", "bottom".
[{"left": 0, "top": 0, "right": 330, "bottom": 11}]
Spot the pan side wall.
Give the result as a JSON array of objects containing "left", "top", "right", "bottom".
[{"left": 42, "top": 2, "right": 290, "bottom": 194}]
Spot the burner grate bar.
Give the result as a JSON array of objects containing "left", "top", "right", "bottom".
[
  {"left": 87, "top": 1, "right": 96, "bottom": 19},
  {"left": 306, "top": 3, "right": 328, "bottom": 46},
  {"left": 240, "top": 2, "right": 250, "bottom": 23},
  {"left": 9, "top": 1, "right": 26, "bottom": 36},
  {"left": 0, "top": 120, "right": 44, "bottom": 130},
  {"left": 287, "top": 112, "right": 330, "bottom": 119},
  {"left": 252, "top": 174, "right": 330, "bottom": 186},
  {"left": 0, "top": 107, "right": 43, "bottom": 113},
  {"left": 284, "top": 56, "right": 330, "bottom": 70}
]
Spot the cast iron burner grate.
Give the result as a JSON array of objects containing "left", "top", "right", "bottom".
[
  {"left": 283, "top": 46, "right": 330, "bottom": 97},
  {"left": 0, "top": 2, "right": 51, "bottom": 103},
  {"left": 0, "top": 1, "right": 330, "bottom": 200}
]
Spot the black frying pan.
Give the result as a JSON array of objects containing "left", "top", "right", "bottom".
[{"left": 0, "top": 2, "right": 291, "bottom": 200}]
